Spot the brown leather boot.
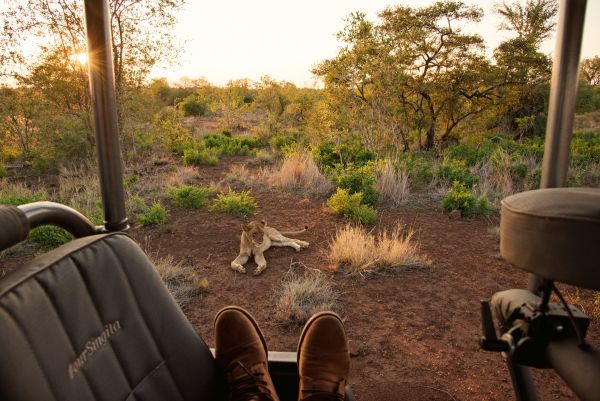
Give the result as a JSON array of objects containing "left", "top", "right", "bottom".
[
  {"left": 297, "top": 312, "right": 350, "bottom": 401},
  {"left": 215, "top": 306, "right": 280, "bottom": 401}
]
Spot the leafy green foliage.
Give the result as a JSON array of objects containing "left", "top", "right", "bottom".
[
  {"left": 440, "top": 181, "right": 490, "bottom": 216},
  {"left": 269, "top": 132, "right": 300, "bottom": 151},
  {"left": 180, "top": 95, "right": 206, "bottom": 116},
  {"left": 168, "top": 185, "right": 214, "bottom": 208},
  {"left": 202, "top": 132, "right": 262, "bottom": 155},
  {"left": 183, "top": 147, "right": 219, "bottom": 166},
  {"left": 313, "top": 136, "right": 374, "bottom": 170},
  {"left": 137, "top": 202, "right": 170, "bottom": 226},
  {"left": 29, "top": 226, "right": 73, "bottom": 249},
  {"left": 0, "top": 188, "right": 47, "bottom": 205},
  {"left": 327, "top": 188, "right": 378, "bottom": 224},
  {"left": 0, "top": 163, "right": 7, "bottom": 178},
  {"left": 436, "top": 159, "right": 477, "bottom": 188},
  {"left": 334, "top": 164, "right": 379, "bottom": 206},
  {"left": 210, "top": 190, "right": 258, "bottom": 216}
]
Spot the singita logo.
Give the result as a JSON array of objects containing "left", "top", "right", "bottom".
[{"left": 68, "top": 321, "right": 121, "bottom": 379}]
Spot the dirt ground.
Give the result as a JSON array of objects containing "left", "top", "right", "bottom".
[
  {"left": 2, "top": 154, "right": 598, "bottom": 401},
  {"left": 127, "top": 155, "right": 598, "bottom": 401}
]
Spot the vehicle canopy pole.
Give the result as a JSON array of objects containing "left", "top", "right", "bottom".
[
  {"left": 83, "top": 0, "right": 128, "bottom": 231},
  {"left": 528, "top": 0, "right": 587, "bottom": 294}
]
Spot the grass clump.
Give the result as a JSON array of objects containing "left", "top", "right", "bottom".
[
  {"left": 440, "top": 181, "right": 490, "bottom": 216},
  {"left": 376, "top": 160, "right": 410, "bottom": 206},
  {"left": 183, "top": 147, "right": 219, "bottom": 166},
  {"left": 151, "top": 253, "right": 207, "bottom": 310},
  {"left": 168, "top": 185, "right": 214, "bottom": 208},
  {"left": 210, "top": 190, "right": 258, "bottom": 216},
  {"left": 0, "top": 183, "right": 47, "bottom": 205},
  {"left": 328, "top": 224, "right": 431, "bottom": 277},
  {"left": 273, "top": 270, "right": 340, "bottom": 328},
  {"left": 137, "top": 202, "right": 170, "bottom": 226},
  {"left": 327, "top": 188, "right": 377, "bottom": 224},
  {"left": 270, "top": 150, "right": 333, "bottom": 197}
]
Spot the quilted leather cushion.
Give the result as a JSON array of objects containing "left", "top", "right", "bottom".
[
  {"left": 0, "top": 233, "right": 219, "bottom": 401},
  {"left": 500, "top": 187, "right": 600, "bottom": 290}
]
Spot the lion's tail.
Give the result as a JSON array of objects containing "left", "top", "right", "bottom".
[{"left": 280, "top": 225, "right": 309, "bottom": 236}]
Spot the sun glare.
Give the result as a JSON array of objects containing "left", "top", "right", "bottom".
[{"left": 70, "top": 52, "right": 88, "bottom": 65}]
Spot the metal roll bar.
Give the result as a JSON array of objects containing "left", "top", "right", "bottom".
[
  {"left": 84, "top": 0, "right": 128, "bottom": 232},
  {"left": 17, "top": 202, "right": 103, "bottom": 238}
]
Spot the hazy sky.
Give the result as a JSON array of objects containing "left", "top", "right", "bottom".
[{"left": 149, "top": 0, "right": 600, "bottom": 87}]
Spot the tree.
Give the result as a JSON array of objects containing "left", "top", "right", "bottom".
[
  {"left": 581, "top": 56, "right": 600, "bottom": 86},
  {"left": 313, "top": 1, "right": 500, "bottom": 150}
]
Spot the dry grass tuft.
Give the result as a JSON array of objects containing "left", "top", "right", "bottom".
[
  {"left": 376, "top": 160, "right": 410, "bottom": 206},
  {"left": 269, "top": 150, "right": 333, "bottom": 197},
  {"left": 150, "top": 253, "right": 206, "bottom": 310},
  {"left": 273, "top": 269, "right": 340, "bottom": 328},
  {"left": 328, "top": 224, "right": 431, "bottom": 277},
  {"left": 166, "top": 166, "right": 198, "bottom": 187}
]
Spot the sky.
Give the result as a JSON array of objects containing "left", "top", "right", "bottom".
[{"left": 149, "top": 0, "right": 600, "bottom": 87}]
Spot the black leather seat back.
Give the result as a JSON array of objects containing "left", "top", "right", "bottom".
[{"left": 0, "top": 232, "right": 219, "bottom": 401}]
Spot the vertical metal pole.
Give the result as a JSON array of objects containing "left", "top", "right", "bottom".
[
  {"left": 84, "top": 0, "right": 128, "bottom": 231},
  {"left": 529, "top": 0, "right": 587, "bottom": 294},
  {"left": 540, "top": 0, "right": 587, "bottom": 189}
]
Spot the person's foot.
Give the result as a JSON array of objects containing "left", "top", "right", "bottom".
[
  {"left": 215, "top": 306, "right": 280, "bottom": 401},
  {"left": 297, "top": 312, "right": 350, "bottom": 401}
]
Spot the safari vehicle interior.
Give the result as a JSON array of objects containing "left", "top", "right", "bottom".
[{"left": 0, "top": 0, "right": 597, "bottom": 400}]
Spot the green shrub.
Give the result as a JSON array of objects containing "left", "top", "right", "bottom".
[
  {"left": 269, "top": 132, "right": 299, "bottom": 151},
  {"left": 440, "top": 181, "right": 490, "bottom": 216},
  {"left": 202, "top": 132, "right": 262, "bottom": 155},
  {"left": 510, "top": 162, "right": 528, "bottom": 182},
  {"left": 334, "top": 164, "right": 379, "bottom": 206},
  {"left": 570, "top": 131, "right": 600, "bottom": 167},
  {"left": 183, "top": 147, "right": 219, "bottom": 166},
  {"left": 210, "top": 190, "right": 258, "bottom": 216},
  {"left": 0, "top": 187, "right": 47, "bottom": 205},
  {"left": 29, "top": 226, "right": 73, "bottom": 249},
  {"left": 397, "top": 153, "right": 434, "bottom": 185},
  {"left": 168, "top": 185, "right": 213, "bottom": 208},
  {"left": 137, "top": 202, "right": 170, "bottom": 226},
  {"left": 0, "top": 163, "right": 7, "bottom": 179},
  {"left": 313, "top": 136, "right": 374, "bottom": 169},
  {"left": 327, "top": 188, "right": 377, "bottom": 224},
  {"left": 436, "top": 159, "right": 477, "bottom": 187},
  {"left": 180, "top": 96, "right": 206, "bottom": 116}
]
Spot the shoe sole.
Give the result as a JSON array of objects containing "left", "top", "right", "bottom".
[
  {"left": 296, "top": 311, "right": 344, "bottom": 366},
  {"left": 214, "top": 306, "right": 268, "bottom": 358}
]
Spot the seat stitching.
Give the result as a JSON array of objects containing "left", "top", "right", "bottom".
[
  {"left": 70, "top": 253, "right": 134, "bottom": 393},
  {"left": 33, "top": 272, "right": 99, "bottom": 400},
  {"left": 126, "top": 359, "right": 167, "bottom": 397},
  {"left": 104, "top": 240, "right": 186, "bottom": 401},
  {"left": 0, "top": 304, "right": 60, "bottom": 401}
]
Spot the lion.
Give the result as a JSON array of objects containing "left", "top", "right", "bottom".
[{"left": 231, "top": 220, "right": 309, "bottom": 275}]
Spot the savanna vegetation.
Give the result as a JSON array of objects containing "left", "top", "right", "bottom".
[{"left": 0, "top": 2, "right": 599, "bottom": 389}]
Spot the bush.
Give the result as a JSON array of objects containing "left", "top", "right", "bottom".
[
  {"left": 313, "top": 136, "right": 374, "bottom": 169},
  {"left": 29, "top": 226, "right": 73, "bottom": 249},
  {"left": 180, "top": 95, "right": 206, "bottom": 117},
  {"left": 397, "top": 153, "right": 434, "bottom": 185},
  {"left": 273, "top": 271, "right": 340, "bottom": 327},
  {"left": 0, "top": 164, "right": 7, "bottom": 179},
  {"left": 327, "top": 188, "right": 377, "bottom": 224},
  {"left": 269, "top": 132, "right": 299, "bottom": 151},
  {"left": 328, "top": 224, "right": 431, "bottom": 276},
  {"left": 436, "top": 159, "right": 477, "bottom": 187},
  {"left": 440, "top": 181, "right": 490, "bottom": 216},
  {"left": 183, "top": 147, "right": 219, "bottom": 166},
  {"left": 137, "top": 202, "right": 170, "bottom": 226},
  {"left": 210, "top": 190, "right": 258, "bottom": 216},
  {"left": 168, "top": 185, "right": 214, "bottom": 208},
  {"left": 202, "top": 132, "right": 262, "bottom": 155},
  {"left": 334, "top": 163, "right": 379, "bottom": 206}
]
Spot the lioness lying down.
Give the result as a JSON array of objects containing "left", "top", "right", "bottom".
[{"left": 231, "top": 220, "right": 309, "bottom": 275}]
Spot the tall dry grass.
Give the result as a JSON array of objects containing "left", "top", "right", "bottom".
[
  {"left": 269, "top": 150, "right": 333, "bottom": 197},
  {"left": 165, "top": 165, "right": 198, "bottom": 187},
  {"left": 328, "top": 224, "right": 431, "bottom": 277},
  {"left": 376, "top": 160, "right": 410, "bottom": 206}
]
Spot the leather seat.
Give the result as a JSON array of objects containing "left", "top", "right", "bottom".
[
  {"left": 0, "top": 232, "right": 221, "bottom": 401},
  {"left": 500, "top": 188, "right": 600, "bottom": 290}
]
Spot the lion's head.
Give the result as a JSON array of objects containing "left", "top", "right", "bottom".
[{"left": 241, "top": 220, "right": 266, "bottom": 247}]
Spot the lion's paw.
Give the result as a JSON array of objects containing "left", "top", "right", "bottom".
[
  {"left": 253, "top": 265, "right": 266, "bottom": 275},
  {"left": 231, "top": 263, "right": 246, "bottom": 274}
]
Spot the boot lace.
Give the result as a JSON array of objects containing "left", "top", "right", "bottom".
[{"left": 229, "top": 361, "right": 275, "bottom": 401}]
